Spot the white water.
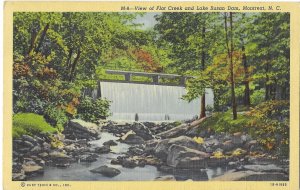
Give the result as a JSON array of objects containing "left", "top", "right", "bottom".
[{"left": 100, "top": 82, "right": 214, "bottom": 121}]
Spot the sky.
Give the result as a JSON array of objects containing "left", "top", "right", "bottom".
[{"left": 133, "top": 13, "right": 160, "bottom": 30}]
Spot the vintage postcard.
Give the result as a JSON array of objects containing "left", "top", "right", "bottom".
[{"left": 3, "top": 1, "right": 300, "bottom": 190}]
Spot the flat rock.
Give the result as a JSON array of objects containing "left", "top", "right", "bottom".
[
  {"left": 167, "top": 144, "right": 210, "bottom": 169},
  {"left": 90, "top": 165, "right": 121, "bottom": 177}
]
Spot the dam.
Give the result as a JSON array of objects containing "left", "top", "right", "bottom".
[{"left": 85, "top": 70, "right": 214, "bottom": 121}]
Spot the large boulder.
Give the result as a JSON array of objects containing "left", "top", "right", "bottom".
[
  {"left": 154, "top": 136, "right": 205, "bottom": 161},
  {"left": 120, "top": 130, "right": 145, "bottom": 144},
  {"left": 63, "top": 119, "right": 99, "bottom": 140},
  {"left": 90, "top": 165, "right": 121, "bottom": 177},
  {"left": 166, "top": 144, "right": 209, "bottom": 169},
  {"left": 131, "top": 122, "right": 155, "bottom": 140}
]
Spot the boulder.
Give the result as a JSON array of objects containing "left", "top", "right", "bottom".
[
  {"left": 90, "top": 165, "right": 121, "bottom": 177},
  {"left": 121, "top": 131, "right": 145, "bottom": 144},
  {"left": 64, "top": 119, "right": 99, "bottom": 140},
  {"left": 22, "top": 163, "right": 44, "bottom": 176},
  {"left": 154, "top": 136, "right": 205, "bottom": 161},
  {"left": 103, "top": 140, "right": 118, "bottom": 146},
  {"left": 30, "top": 145, "right": 42, "bottom": 154},
  {"left": 232, "top": 132, "right": 243, "bottom": 145},
  {"left": 49, "top": 151, "right": 72, "bottom": 163},
  {"left": 95, "top": 146, "right": 111, "bottom": 154},
  {"left": 131, "top": 122, "right": 154, "bottom": 140},
  {"left": 22, "top": 135, "right": 37, "bottom": 145},
  {"left": 221, "top": 140, "right": 235, "bottom": 152},
  {"left": 166, "top": 144, "right": 210, "bottom": 169},
  {"left": 79, "top": 154, "right": 98, "bottom": 162},
  {"left": 12, "top": 171, "right": 26, "bottom": 181}
]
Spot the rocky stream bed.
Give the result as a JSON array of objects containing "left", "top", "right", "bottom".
[{"left": 13, "top": 118, "right": 289, "bottom": 181}]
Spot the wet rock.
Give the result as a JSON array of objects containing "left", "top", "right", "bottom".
[
  {"left": 23, "top": 141, "right": 35, "bottom": 148},
  {"left": 12, "top": 170, "right": 26, "bottom": 181},
  {"left": 154, "top": 175, "right": 176, "bottom": 181},
  {"left": 131, "top": 122, "right": 154, "bottom": 140},
  {"left": 64, "top": 144, "right": 76, "bottom": 152},
  {"left": 38, "top": 152, "right": 48, "bottom": 158},
  {"left": 90, "top": 165, "right": 121, "bottom": 177},
  {"left": 221, "top": 140, "right": 235, "bottom": 152},
  {"left": 121, "top": 159, "right": 137, "bottom": 168},
  {"left": 22, "top": 135, "right": 37, "bottom": 145},
  {"left": 103, "top": 140, "right": 118, "bottom": 146},
  {"left": 22, "top": 163, "right": 44, "bottom": 176},
  {"left": 95, "top": 146, "right": 110, "bottom": 154},
  {"left": 49, "top": 151, "right": 72, "bottom": 163},
  {"left": 121, "top": 131, "right": 145, "bottom": 144},
  {"left": 166, "top": 144, "right": 209, "bottom": 169},
  {"left": 30, "top": 145, "right": 42, "bottom": 154},
  {"left": 111, "top": 159, "right": 122, "bottom": 165},
  {"left": 128, "top": 146, "right": 144, "bottom": 156},
  {"left": 79, "top": 154, "right": 98, "bottom": 162},
  {"left": 42, "top": 142, "right": 51, "bottom": 151},
  {"left": 154, "top": 136, "right": 205, "bottom": 161}
]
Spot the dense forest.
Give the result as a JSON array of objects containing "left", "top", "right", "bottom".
[{"left": 13, "top": 11, "right": 289, "bottom": 160}]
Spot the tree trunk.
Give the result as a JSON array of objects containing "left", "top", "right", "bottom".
[
  {"left": 69, "top": 48, "right": 81, "bottom": 82},
  {"left": 199, "top": 24, "right": 206, "bottom": 118},
  {"left": 28, "top": 30, "right": 38, "bottom": 55},
  {"left": 35, "top": 23, "right": 50, "bottom": 53},
  {"left": 242, "top": 44, "right": 251, "bottom": 106},
  {"left": 265, "top": 63, "right": 270, "bottom": 101},
  {"left": 225, "top": 12, "right": 237, "bottom": 119},
  {"left": 229, "top": 13, "right": 237, "bottom": 120}
]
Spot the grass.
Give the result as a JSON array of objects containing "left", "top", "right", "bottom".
[
  {"left": 197, "top": 109, "right": 252, "bottom": 134},
  {"left": 13, "top": 113, "right": 57, "bottom": 138}
]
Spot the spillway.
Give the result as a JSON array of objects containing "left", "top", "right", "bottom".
[{"left": 98, "top": 81, "right": 214, "bottom": 121}]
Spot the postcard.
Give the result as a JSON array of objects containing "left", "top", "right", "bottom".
[{"left": 3, "top": 1, "right": 300, "bottom": 190}]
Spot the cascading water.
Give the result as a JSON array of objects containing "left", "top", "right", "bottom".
[{"left": 99, "top": 81, "right": 214, "bottom": 121}]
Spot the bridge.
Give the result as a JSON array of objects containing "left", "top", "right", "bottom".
[{"left": 103, "top": 70, "right": 193, "bottom": 86}]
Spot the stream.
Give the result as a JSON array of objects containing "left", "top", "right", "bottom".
[{"left": 28, "top": 132, "right": 229, "bottom": 181}]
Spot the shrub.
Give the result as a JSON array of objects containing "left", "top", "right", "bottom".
[
  {"left": 44, "top": 105, "right": 68, "bottom": 132},
  {"left": 77, "top": 97, "right": 111, "bottom": 123},
  {"left": 13, "top": 113, "right": 56, "bottom": 138},
  {"left": 247, "top": 100, "right": 289, "bottom": 156}
]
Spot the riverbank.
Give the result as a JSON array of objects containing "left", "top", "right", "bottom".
[{"left": 12, "top": 118, "right": 289, "bottom": 181}]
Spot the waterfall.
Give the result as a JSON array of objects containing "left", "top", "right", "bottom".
[{"left": 100, "top": 81, "right": 214, "bottom": 121}]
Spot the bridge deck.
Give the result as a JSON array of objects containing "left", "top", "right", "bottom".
[{"left": 105, "top": 70, "right": 192, "bottom": 86}]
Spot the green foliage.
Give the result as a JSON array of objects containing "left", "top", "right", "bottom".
[
  {"left": 13, "top": 113, "right": 56, "bottom": 138},
  {"left": 77, "top": 97, "right": 111, "bottom": 123},
  {"left": 251, "top": 89, "right": 265, "bottom": 105},
  {"left": 248, "top": 100, "right": 289, "bottom": 156},
  {"left": 195, "top": 111, "right": 249, "bottom": 133},
  {"left": 44, "top": 105, "right": 68, "bottom": 132}
]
